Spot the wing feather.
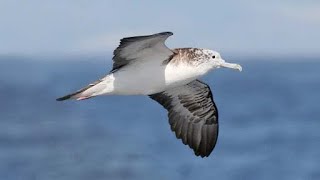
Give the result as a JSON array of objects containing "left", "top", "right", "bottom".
[
  {"left": 111, "top": 32, "right": 174, "bottom": 72},
  {"left": 149, "top": 80, "right": 219, "bottom": 157}
]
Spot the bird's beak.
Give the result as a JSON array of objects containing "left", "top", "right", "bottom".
[{"left": 219, "top": 59, "right": 242, "bottom": 72}]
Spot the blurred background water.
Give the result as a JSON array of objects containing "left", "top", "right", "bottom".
[
  {"left": 1, "top": 1, "right": 320, "bottom": 179},
  {"left": 0, "top": 56, "right": 319, "bottom": 180}
]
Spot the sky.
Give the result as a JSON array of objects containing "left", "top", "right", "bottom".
[{"left": 0, "top": 0, "right": 319, "bottom": 57}]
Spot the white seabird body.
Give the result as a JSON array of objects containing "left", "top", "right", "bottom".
[
  {"left": 82, "top": 48, "right": 241, "bottom": 97},
  {"left": 94, "top": 60, "right": 206, "bottom": 96}
]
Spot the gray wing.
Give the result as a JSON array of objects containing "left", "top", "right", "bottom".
[
  {"left": 111, "top": 32, "right": 174, "bottom": 72},
  {"left": 149, "top": 80, "right": 219, "bottom": 157}
]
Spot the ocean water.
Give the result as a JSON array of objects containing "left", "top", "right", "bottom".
[{"left": 0, "top": 56, "right": 319, "bottom": 180}]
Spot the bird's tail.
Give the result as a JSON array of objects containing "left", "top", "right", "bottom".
[{"left": 56, "top": 79, "right": 104, "bottom": 101}]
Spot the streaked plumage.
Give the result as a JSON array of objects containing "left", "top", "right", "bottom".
[{"left": 57, "top": 32, "right": 242, "bottom": 157}]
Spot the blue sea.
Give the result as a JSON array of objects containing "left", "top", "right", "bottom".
[{"left": 0, "top": 56, "right": 319, "bottom": 180}]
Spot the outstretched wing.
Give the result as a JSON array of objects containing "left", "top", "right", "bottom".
[
  {"left": 149, "top": 80, "right": 219, "bottom": 157},
  {"left": 111, "top": 32, "right": 174, "bottom": 72}
]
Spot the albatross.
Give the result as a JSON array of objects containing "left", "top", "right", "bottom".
[{"left": 57, "top": 32, "right": 242, "bottom": 157}]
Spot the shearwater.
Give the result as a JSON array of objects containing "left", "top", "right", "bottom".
[{"left": 57, "top": 32, "right": 242, "bottom": 157}]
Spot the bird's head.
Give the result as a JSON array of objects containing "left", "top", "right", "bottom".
[{"left": 200, "top": 49, "right": 242, "bottom": 72}]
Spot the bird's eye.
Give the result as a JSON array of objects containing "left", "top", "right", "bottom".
[{"left": 212, "top": 55, "right": 216, "bottom": 59}]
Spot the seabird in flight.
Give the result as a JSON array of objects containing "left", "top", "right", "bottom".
[{"left": 57, "top": 32, "right": 242, "bottom": 157}]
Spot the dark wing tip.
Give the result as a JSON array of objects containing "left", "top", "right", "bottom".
[
  {"left": 187, "top": 124, "right": 218, "bottom": 158},
  {"left": 56, "top": 91, "right": 80, "bottom": 101},
  {"left": 157, "top": 31, "right": 173, "bottom": 36},
  {"left": 56, "top": 94, "right": 72, "bottom": 101},
  {"left": 195, "top": 151, "right": 210, "bottom": 158},
  {"left": 119, "top": 31, "right": 173, "bottom": 43}
]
